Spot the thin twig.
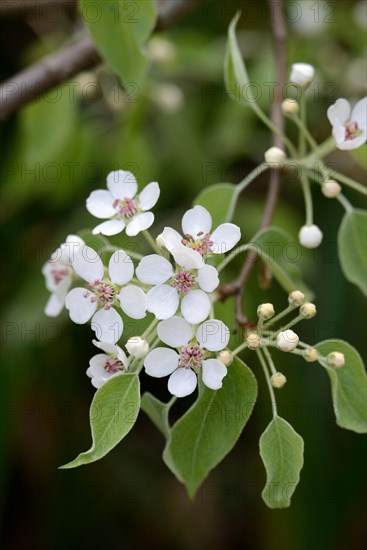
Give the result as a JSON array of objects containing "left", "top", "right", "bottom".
[
  {"left": 219, "top": 0, "right": 287, "bottom": 328},
  {"left": 0, "top": 0, "right": 202, "bottom": 120}
]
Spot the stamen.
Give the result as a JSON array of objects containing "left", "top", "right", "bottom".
[
  {"left": 51, "top": 268, "right": 69, "bottom": 285},
  {"left": 345, "top": 121, "right": 361, "bottom": 141},
  {"left": 172, "top": 271, "right": 195, "bottom": 293},
  {"left": 84, "top": 280, "right": 115, "bottom": 306},
  {"left": 113, "top": 196, "right": 137, "bottom": 218},
  {"left": 104, "top": 357, "right": 124, "bottom": 374},
  {"left": 181, "top": 232, "right": 214, "bottom": 256},
  {"left": 178, "top": 345, "right": 204, "bottom": 370}
]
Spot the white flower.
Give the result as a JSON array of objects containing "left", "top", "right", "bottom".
[
  {"left": 264, "top": 146, "right": 286, "bottom": 166},
  {"left": 161, "top": 205, "right": 241, "bottom": 256},
  {"left": 65, "top": 245, "right": 147, "bottom": 343},
  {"left": 42, "top": 234, "right": 84, "bottom": 317},
  {"left": 299, "top": 224, "right": 323, "bottom": 248},
  {"left": 87, "top": 340, "right": 129, "bottom": 388},
  {"left": 290, "top": 63, "right": 315, "bottom": 87},
  {"left": 327, "top": 98, "right": 367, "bottom": 150},
  {"left": 136, "top": 247, "right": 219, "bottom": 323},
  {"left": 321, "top": 180, "right": 341, "bottom": 198},
  {"left": 86, "top": 170, "right": 160, "bottom": 237},
  {"left": 126, "top": 336, "right": 149, "bottom": 358},
  {"left": 144, "top": 317, "right": 230, "bottom": 397},
  {"left": 276, "top": 330, "right": 299, "bottom": 352}
]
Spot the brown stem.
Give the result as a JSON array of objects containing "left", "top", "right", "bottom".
[
  {"left": 219, "top": 0, "right": 287, "bottom": 329},
  {"left": 0, "top": 0, "right": 202, "bottom": 120}
]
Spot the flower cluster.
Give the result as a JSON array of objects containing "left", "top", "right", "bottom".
[{"left": 43, "top": 172, "right": 240, "bottom": 397}]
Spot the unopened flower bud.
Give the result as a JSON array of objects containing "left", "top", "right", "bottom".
[
  {"left": 300, "top": 302, "right": 317, "bottom": 318},
  {"left": 289, "top": 290, "right": 305, "bottom": 306},
  {"left": 299, "top": 224, "right": 323, "bottom": 249},
  {"left": 257, "top": 303, "right": 275, "bottom": 320},
  {"left": 281, "top": 98, "right": 299, "bottom": 115},
  {"left": 271, "top": 372, "right": 287, "bottom": 389},
  {"left": 322, "top": 180, "right": 341, "bottom": 198},
  {"left": 327, "top": 351, "right": 345, "bottom": 369},
  {"left": 246, "top": 333, "right": 261, "bottom": 350},
  {"left": 276, "top": 330, "right": 299, "bottom": 352},
  {"left": 156, "top": 233, "right": 166, "bottom": 250},
  {"left": 304, "top": 347, "right": 318, "bottom": 362},
  {"left": 217, "top": 350, "right": 233, "bottom": 366},
  {"left": 290, "top": 63, "right": 315, "bottom": 88},
  {"left": 264, "top": 146, "right": 287, "bottom": 167},
  {"left": 126, "top": 337, "right": 149, "bottom": 358}
]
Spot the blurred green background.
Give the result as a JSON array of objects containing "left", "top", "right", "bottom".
[{"left": 1, "top": 0, "right": 366, "bottom": 548}]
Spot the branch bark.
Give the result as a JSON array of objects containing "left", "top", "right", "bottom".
[
  {"left": 0, "top": 0, "right": 202, "bottom": 120},
  {"left": 219, "top": 0, "right": 287, "bottom": 328}
]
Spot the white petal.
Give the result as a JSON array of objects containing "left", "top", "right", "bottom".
[
  {"left": 144, "top": 348, "right": 179, "bottom": 377},
  {"left": 332, "top": 119, "right": 346, "bottom": 146},
  {"left": 126, "top": 212, "right": 154, "bottom": 237},
  {"left": 88, "top": 354, "right": 108, "bottom": 374},
  {"left": 327, "top": 98, "right": 351, "bottom": 126},
  {"left": 118, "top": 285, "right": 147, "bottom": 319},
  {"left": 352, "top": 97, "right": 367, "bottom": 131},
  {"left": 106, "top": 170, "right": 137, "bottom": 199},
  {"left": 202, "top": 359, "right": 227, "bottom": 390},
  {"left": 171, "top": 246, "right": 204, "bottom": 269},
  {"left": 92, "top": 219, "right": 126, "bottom": 236},
  {"left": 44, "top": 293, "right": 64, "bottom": 317},
  {"left": 108, "top": 250, "right": 134, "bottom": 285},
  {"left": 157, "top": 316, "right": 192, "bottom": 347},
  {"left": 136, "top": 255, "right": 173, "bottom": 285},
  {"left": 72, "top": 246, "right": 104, "bottom": 282},
  {"left": 92, "top": 340, "right": 119, "bottom": 355},
  {"left": 336, "top": 134, "right": 367, "bottom": 150},
  {"left": 86, "top": 190, "right": 115, "bottom": 219},
  {"left": 197, "top": 265, "right": 219, "bottom": 292},
  {"left": 181, "top": 290, "right": 211, "bottom": 324},
  {"left": 92, "top": 307, "right": 123, "bottom": 344},
  {"left": 162, "top": 227, "right": 183, "bottom": 252},
  {"left": 138, "top": 181, "right": 160, "bottom": 211},
  {"left": 210, "top": 223, "right": 241, "bottom": 254},
  {"left": 61, "top": 235, "right": 84, "bottom": 264},
  {"left": 146, "top": 285, "right": 179, "bottom": 319},
  {"left": 65, "top": 287, "right": 97, "bottom": 324},
  {"left": 182, "top": 205, "right": 212, "bottom": 237},
  {"left": 196, "top": 319, "right": 230, "bottom": 351},
  {"left": 168, "top": 368, "right": 197, "bottom": 397}
]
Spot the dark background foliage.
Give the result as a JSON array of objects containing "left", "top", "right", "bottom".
[{"left": 1, "top": 0, "right": 366, "bottom": 548}]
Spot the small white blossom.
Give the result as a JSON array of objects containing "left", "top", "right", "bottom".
[
  {"left": 86, "top": 170, "right": 160, "bottom": 237},
  {"left": 65, "top": 245, "right": 147, "bottom": 343},
  {"left": 288, "top": 290, "right": 305, "bottom": 306},
  {"left": 42, "top": 234, "right": 84, "bottom": 317},
  {"left": 264, "top": 146, "right": 286, "bottom": 166},
  {"left": 161, "top": 205, "right": 241, "bottom": 256},
  {"left": 327, "top": 98, "right": 367, "bottom": 150},
  {"left": 136, "top": 247, "right": 219, "bottom": 323},
  {"left": 257, "top": 303, "right": 275, "bottom": 320},
  {"left": 327, "top": 351, "right": 345, "bottom": 369},
  {"left": 281, "top": 98, "right": 299, "bottom": 115},
  {"left": 87, "top": 340, "right": 129, "bottom": 388},
  {"left": 304, "top": 347, "right": 318, "bottom": 362},
  {"left": 271, "top": 372, "right": 287, "bottom": 389},
  {"left": 290, "top": 63, "right": 315, "bottom": 87},
  {"left": 144, "top": 317, "right": 230, "bottom": 397},
  {"left": 322, "top": 180, "right": 341, "bottom": 198},
  {"left": 299, "top": 224, "right": 323, "bottom": 249},
  {"left": 126, "top": 336, "right": 149, "bottom": 358},
  {"left": 276, "top": 330, "right": 299, "bottom": 352},
  {"left": 300, "top": 302, "right": 317, "bottom": 318}
]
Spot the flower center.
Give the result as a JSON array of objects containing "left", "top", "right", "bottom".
[
  {"left": 104, "top": 357, "right": 124, "bottom": 374},
  {"left": 179, "top": 345, "right": 204, "bottom": 370},
  {"left": 83, "top": 279, "right": 115, "bottom": 310},
  {"left": 181, "top": 232, "right": 213, "bottom": 256},
  {"left": 172, "top": 270, "right": 195, "bottom": 293},
  {"left": 344, "top": 121, "right": 361, "bottom": 141},
  {"left": 51, "top": 267, "right": 70, "bottom": 285},
  {"left": 113, "top": 196, "right": 137, "bottom": 218}
]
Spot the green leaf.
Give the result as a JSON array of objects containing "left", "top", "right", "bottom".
[
  {"left": 195, "top": 183, "right": 236, "bottom": 226},
  {"left": 60, "top": 374, "right": 140, "bottom": 468},
  {"left": 163, "top": 357, "right": 257, "bottom": 498},
  {"left": 259, "top": 416, "right": 304, "bottom": 509},
  {"left": 80, "top": 0, "right": 157, "bottom": 86},
  {"left": 224, "top": 12, "right": 254, "bottom": 105},
  {"left": 250, "top": 226, "right": 312, "bottom": 297},
  {"left": 141, "top": 393, "right": 171, "bottom": 438},
  {"left": 315, "top": 340, "right": 367, "bottom": 433},
  {"left": 338, "top": 209, "right": 367, "bottom": 296}
]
